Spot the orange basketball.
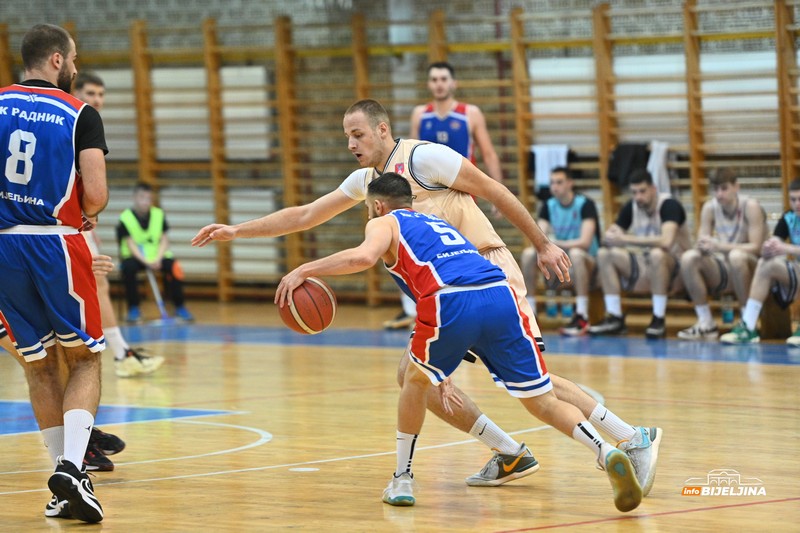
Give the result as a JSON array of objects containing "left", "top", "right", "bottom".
[{"left": 278, "top": 277, "right": 337, "bottom": 334}]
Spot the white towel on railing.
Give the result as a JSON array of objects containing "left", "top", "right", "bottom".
[
  {"left": 531, "top": 144, "right": 569, "bottom": 189},
  {"left": 647, "top": 140, "right": 671, "bottom": 194}
]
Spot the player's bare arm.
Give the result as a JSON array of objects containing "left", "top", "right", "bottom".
[
  {"left": 192, "top": 189, "right": 358, "bottom": 247},
  {"left": 78, "top": 148, "right": 108, "bottom": 217},
  {"left": 613, "top": 221, "right": 679, "bottom": 250},
  {"left": 467, "top": 105, "right": 503, "bottom": 184},
  {"left": 554, "top": 218, "right": 596, "bottom": 251},
  {"left": 409, "top": 105, "right": 425, "bottom": 139},
  {"left": 452, "top": 160, "right": 571, "bottom": 281},
  {"left": 275, "top": 216, "right": 395, "bottom": 306}
]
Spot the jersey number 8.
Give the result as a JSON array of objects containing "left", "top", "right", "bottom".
[{"left": 4, "top": 129, "right": 37, "bottom": 185}]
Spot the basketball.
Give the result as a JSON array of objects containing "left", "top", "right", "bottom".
[{"left": 278, "top": 277, "right": 337, "bottom": 334}]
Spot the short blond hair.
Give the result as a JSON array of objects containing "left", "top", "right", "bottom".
[{"left": 344, "top": 99, "right": 391, "bottom": 130}]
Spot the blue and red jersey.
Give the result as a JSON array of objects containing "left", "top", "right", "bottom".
[
  {"left": 0, "top": 84, "right": 87, "bottom": 229},
  {"left": 385, "top": 209, "right": 506, "bottom": 300},
  {"left": 418, "top": 102, "right": 474, "bottom": 163}
]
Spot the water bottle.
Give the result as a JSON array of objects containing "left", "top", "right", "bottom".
[
  {"left": 721, "top": 294, "right": 735, "bottom": 325},
  {"left": 545, "top": 289, "right": 558, "bottom": 318},
  {"left": 560, "top": 290, "right": 574, "bottom": 319}
]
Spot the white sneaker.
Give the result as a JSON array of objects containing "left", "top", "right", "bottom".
[
  {"left": 382, "top": 472, "right": 415, "bottom": 506},
  {"left": 787, "top": 327, "right": 800, "bottom": 346},
  {"left": 618, "top": 427, "right": 662, "bottom": 497},
  {"left": 603, "top": 447, "right": 642, "bottom": 513},
  {"left": 465, "top": 443, "right": 539, "bottom": 487},
  {"left": 677, "top": 322, "right": 719, "bottom": 340},
  {"left": 115, "top": 348, "right": 165, "bottom": 378}
]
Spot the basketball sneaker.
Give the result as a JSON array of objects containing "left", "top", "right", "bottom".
[
  {"left": 90, "top": 427, "right": 126, "bottom": 456},
  {"left": 719, "top": 322, "right": 760, "bottom": 344},
  {"left": 644, "top": 316, "right": 666, "bottom": 339},
  {"left": 617, "top": 426, "right": 662, "bottom": 497},
  {"left": 588, "top": 314, "right": 626, "bottom": 336},
  {"left": 561, "top": 314, "right": 589, "bottom": 336},
  {"left": 115, "top": 348, "right": 165, "bottom": 378},
  {"left": 602, "top": 446, "right": 642, "bottom": 512},
  {"left": 677, "top": 322, "right": 719, "bottom": 340},
  {"left": 175, "top": 306, "right": 194, "bottom": 322},
  {"left": 44, "top": 494, "right": 71, "bottom": 519},
  {"left": 465, "top": 442, "right": 539, "bottom": 487},
  {"left": 48, "top": 457, "right": 104, "bottom": 523},
  {"left": 786, "top": 326, "right": 800, "bottom": 346},
  {"left": 382, "top": 472, "right": 415, "bottom": 506},
  {"left": 83, "top": 442, "right": 114, "bottom": 472},
  {"left": 125, "top": 306, "right": 142, "bottom": 323},
  {"left": 383, "top": 311, "right": 414, "bottom": 330}
]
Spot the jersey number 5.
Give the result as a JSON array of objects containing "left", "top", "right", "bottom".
[
  {"left": 426, "top": 221, "right": 466, "bottom": 246},
  {"left": 4, "top": 129, "right": 37, "bottom": 185}
]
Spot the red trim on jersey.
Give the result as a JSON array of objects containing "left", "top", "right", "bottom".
[
  {"left": 423, "top": 103, "right": 434, "bottom": 113},
  {"left": 1, "top": 84, "right": 85, "bottom": 111},
  {"left": 509, "top": 285, "right": 547, "bottom": 370},
  {"left": 63, "top": 234, "right": 102, "bottom": 339},
  {"left": 392, "top": 239, "right": 442, "bottom": 300},
  {"left": 410, "top": 296, "right": 438, "bottom": 364},
  {"left": 0, "top": 311, "right": 17, "bottom": 344},
  {"left": 453, "top": 102, "right": 468, "bottom": 115}
]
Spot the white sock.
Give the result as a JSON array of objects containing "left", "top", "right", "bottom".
[
  {"left": 589, "top": 404, "right": 636, "bottom": 442},
  {"left": 103, "top": 326, "right": 129, "bottom": 361},
  {"left": 695, "top": 304, "right": 713, "bottom": 326},
  {"left": 742, "top": 299, "right": 763, "bottom": 331},
  {"left": 572, "top": 421, "right": 607, "bottom": 461},
  {"left": 42, "top": 426, "right": 65, "bottom": 467},
  {"left": 63, "top": 409, "right": 94, "bottom": 469},
  {"left": 652, "top": 294, "right": 668, "bottom": 318},
  {"left": 401, "top": 293, "right": 417, "bottom": 318},
  {"left": 469, "top": 414, "right": 519, "bottom": 454},
  {"left": 576, "top": 296, "right": 589, "bottom": 318},
  {"left": 604, "top": 295, "right": 622, "bottom": 317},
  {"left": 527, "top": 295, "right": 536, "bottom": 312},
  {"left": 395, "top": 431, "right": 418, "bottom": 476}
]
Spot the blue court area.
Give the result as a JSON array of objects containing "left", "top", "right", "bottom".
[
  {"left": 120, "top": 323, "right": 800, "bottom": 366},
  {"left": 0, "top": 400, "right": 233, "bottom": 436}
]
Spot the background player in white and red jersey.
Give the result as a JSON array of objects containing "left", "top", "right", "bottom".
[
  {"left": 274, "top": 173, "right": 643, "bottom": 513},
  {"left": 192, "top": 99, "right": 662, "bottom": 495},
  {"left": 0, "top": 24, "right": 106, "bottom": 522},
  {"left": 381, "top": 61, "right": 506, "bottom": 329}
]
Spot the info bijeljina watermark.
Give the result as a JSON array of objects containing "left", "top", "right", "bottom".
[{"left": 682, "top": 469, "right": 767, "bottom": 496}]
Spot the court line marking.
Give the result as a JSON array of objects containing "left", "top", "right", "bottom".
[
  {"left": 0, "top": 419, "right": 270, "bottom": 476},
  {"left": 0, "top": 425, "right": 552, "bottom": 496},
  {"left": 493, "top": 497, "right": 800, "bottom": 532}
]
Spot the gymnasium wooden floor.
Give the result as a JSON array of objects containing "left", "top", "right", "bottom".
[{"left": 0, "top": 301, "right": 798, "bottom": 532}]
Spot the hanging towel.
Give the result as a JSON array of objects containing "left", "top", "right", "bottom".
[
  {"left": 647, "top": 140, "right": 671, "bottom": 194},
  {"left": 608, "top": 143, "right": 648, "bottom": 188},
  {"left": 530, "top": 144, "right": 569, "bottom": 190}
]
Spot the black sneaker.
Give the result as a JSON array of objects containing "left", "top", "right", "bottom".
[
  {"left": 83, "top": 442, "right": 115, "bottom": 472},
  {"left": 90, "top": 427, "right": 125, "bottom": 456},
  {"left": 588, "top": 314, "right": 627, "bottom": 336},
  {"left": 44, "top": 494, "right": 71, "bottom": 519},
  {"left": 48, "top": 458, "right": 104, "bottom": 523},
  {"left": 645, "top": 316, "right": 666, "bottom": 339},
  {"left": 561, "top": 314, "right": 589, "bottom": 337}
]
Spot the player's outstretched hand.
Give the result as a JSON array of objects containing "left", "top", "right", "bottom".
[
  {"left": 537, "top": 241, "right": 571, "bottom": 283},
  {"left": 439, "top": 377, "right": 464, "bottom": 416},
  {"left": 275, "top": 268, "right": 307, "bottom": 308},
  {"left": 92, "top": 255, "right": 114, "bottom": 276},
  {"left": 192, "top": 223, "right": 237, "bottom": 247}
]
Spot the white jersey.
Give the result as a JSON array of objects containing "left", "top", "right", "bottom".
[
  {"left": 339, "top": 139, "right": 505, "bottom": 252},
  {"left": 631, "top": 193, "right": 691, "bottom": 255},
  {"left": 711, "top": 194, "right": 767, "bottom": 245}
]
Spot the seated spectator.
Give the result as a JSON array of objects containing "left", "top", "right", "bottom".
[
  {"left": 678, "top": 169, "right": 767, "bottom": 340},
  {"left": 720, "top": 178, "right": 800, "bottom": 345},
  {"left": 117, "top": 182, "right": 193, "bottom": 323},
  {"left": 588, "top": 169, "right": 691, "bottom": 339},
  {"left": 520, "top": 167, "right": 600, "bottom": 336}
]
